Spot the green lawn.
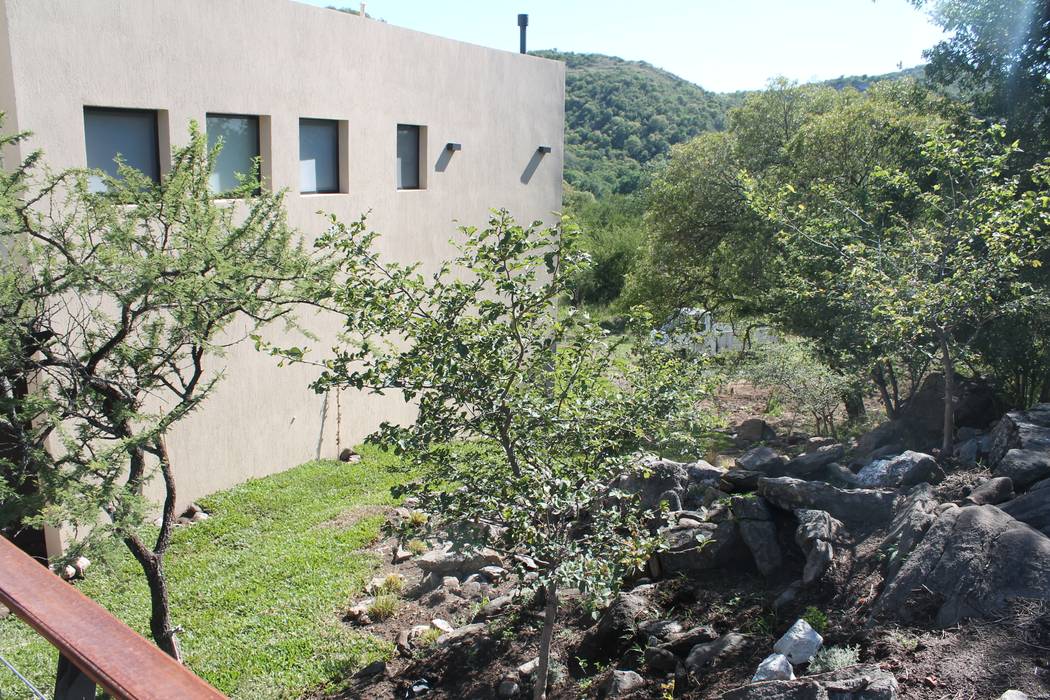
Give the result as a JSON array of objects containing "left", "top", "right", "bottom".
[{"left": 0, "top": 447, "right": 403, "bottom": 699}]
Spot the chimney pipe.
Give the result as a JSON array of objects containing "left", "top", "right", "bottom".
[{"left": 518, "top": 14, "right": 528, "bottom": 54}]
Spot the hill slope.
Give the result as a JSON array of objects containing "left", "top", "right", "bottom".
[
  {"left": 534, "top": 50, "right": 730, "bottom": 197},
  {"left": 538, "top": 50, "right": 926, "bottom": 197}
]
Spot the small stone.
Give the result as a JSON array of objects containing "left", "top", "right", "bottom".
[
  {"left": 73, "top": 556, "right": 91, "bottom": 576},
  {"left": 479, "top": 565, "right": 507, "bottom": 582},
  {"left": 191, "top": 511, "right": 210, "bottom": 522},
  {"left": 0, "top": 603, "right": 10, "bottom": 619},
  {"left": 441, "top": 576, "right": 460, "bottom": 591},
  {"left": 999, "top": 691, "right": 1031, "bottom": 700},
  {"left": 407, "top": 679, "right": 430, "bottom": 697},
  {"left": 773, "top": 619, "right": 823, "bottom": 664},
  {"left": 751, "top": 653, "right": 794, "bottom": 682},
  {"left": 685, "top": 632, "right": 748, "bottom": 671},
  {"left": 963, "top": 477, "right": 1014, "bottom": 506},
  {"left": 517, "top": 657, "right": 539, "bottom": 678},
  {"left": 638, "top": 619, "right": 683, "bottom": 640},
  {"left": 476, "top": 594, "right": 513, "bottom": 620},
  {"left": 600, "top": 670, "right": 645, "bottom": 696},
  {"left": 644, "top": 646, "right": 679, "bottom": 673},
  {"left": 61, "top": 564, "right": 77, "bottom": 580},
  {"left": 460, "top": 581, "right": 482, "bottom": 598},
  {"left": 431, "top": 618, "right": 454, "bottom": 633},
  {"left": 497, "top": 680, "right": 521, "bottom": 698},
  {"left": 393, "top": 546, "right": 413, "bottom": 563},
  {"left": 355, "top": 660, "right": 386, "bottom": 678}
]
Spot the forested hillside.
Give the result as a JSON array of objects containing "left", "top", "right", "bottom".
[{"left": 534, "top": 50, "right": 729, "bottom": 196}]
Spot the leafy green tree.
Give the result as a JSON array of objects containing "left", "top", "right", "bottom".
[
  {"left": 913, "top": 0, "right": 1050, "bottom": 160},
  {"left": 749, "top": 124, "right": 1050, "bottom": 451},
  {"left": 0, "top": 123, "right": 318, "bottom": 658},
  {"left": 283, "top": 210, "right": 709, "bottom": 699}
]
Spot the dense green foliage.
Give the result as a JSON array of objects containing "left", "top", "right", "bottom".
[
  {"left": 564, "top": 188, "right": 646, "bottom": 307},
  {"left": 535, "top": 51, "right": 729, "bottom": 196},
  {"left": 914, "top": 0, "right": 1050, "bottom": 161},
  {"left": 0, "top": 452, "right": 399, "bottom": 699}
]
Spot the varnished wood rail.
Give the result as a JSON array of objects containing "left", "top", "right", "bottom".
[{"left": 0, "top": 535, "right": 227, "bottom": 700}]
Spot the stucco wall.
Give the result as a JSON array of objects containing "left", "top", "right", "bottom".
[{"left": 0, "top": 0, "right": 564, "bottom": 532}]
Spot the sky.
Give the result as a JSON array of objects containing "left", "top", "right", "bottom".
[{"left": 294, "top": 0, "right": 946, "bottom": 93}]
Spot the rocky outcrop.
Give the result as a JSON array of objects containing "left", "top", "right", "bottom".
[
  {"left": 1000, "top": 478, "right": 1050, "bottom": 537},
  {"left": 873, "top": 504, "right": 1050, "bottom": 626},
  {"left": 758, "top": 477, "right": 897, "bottom": 524},
  {"left": 882, "top": 484, "right": 939, "bottom": 579},
  {"left": 655, "top": 520, "right": 742, "bottom": 576},
  {"left": 995, "top": 449, "right": 1050, "bottom": 490},
  {"left": 723, "top": 664, "right": 899, "bottom": 700},
  {"left": 784, "top": 443, "right": 845, "bottom": 478},
  {"left": 732, "top": 496, "right": 782, "bottom": 577},
  {"left": 989, "top": 404, "right": 1050, "bottom": 466},
  {"left": 795, "top": 509, "right": 843, "bottom": 584}
]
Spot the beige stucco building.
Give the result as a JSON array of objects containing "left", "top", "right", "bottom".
[{"left": 0, "top": 0, "right": 564, "bottom": 554}]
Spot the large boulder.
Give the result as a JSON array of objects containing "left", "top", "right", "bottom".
[
  {"left": 989, "top": 404, "right": 1050, "bottom": 466},
  {"left": 758, "top": 477, "right": 897, "bottom": 524},
  {"left": 616, "top": 458, "right": 690, "bottom": 509},
  {"left": 736, "top": 446, "right": 786, "bottom": 474},
  {"left": 872, "top": 504, "right": 1050, "bottom": 626},
  {"left": 655, "top": 521, "right": 742, "bottom": 576},
  {"left": 587, "top": 592, "right": 654, "bottom": 653},
  {"left": 784, "top": 444, "right": 846, "bottom": 478},
  {"left": 732, "top": 496, "right": 782, "bottom": 576},
  {"left": 737, "top": 418, "right": 777, "bottom": 443},
  {"left": 856, "top": 451, "right": 944, "bottom": 488},
  {"left": 994, "top": 449, "right": 1050, "bottom": 490},
  {"left": 723, "top": 664, "right": 899, "bottom": 700},
  {"left": 857, "top": 374, "right": 996, "bottom": 458},
  {"left": 963, "top": 476, "right": 1015, "bottom": 506},
  {"left": 999, "top": 478, "right": 1050, "bottom": 537},
  {"left": 882, "top": 484, "right": 939, "bottom": 579},
  {"left": 795, "top": 509, "right": 844, "bottom": 585}
]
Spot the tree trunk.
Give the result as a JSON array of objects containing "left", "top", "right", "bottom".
[
  {"left": 940, "top": 335, "right": 955, "bottom": 454},
  {"left": 124, "top": 538, "right": 182, "bottom": 661},
  {"left": 533, "top": 580, "right": 558, "bottom": 700},
  {"left": 842, "top": 386, "right": 866, "bottom": 423}
]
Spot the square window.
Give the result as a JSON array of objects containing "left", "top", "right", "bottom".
[
  {"left": 83, "top": 107, "right": 160, "bottom": 193},
  {"left": 396, "top": 124, "right": 422, "bottom": 190},
  {"left": 299, "top": 118, "right": 340, "bottom": 194},
  {"left": 206, "top": 114, "right": 260, "bottom": 195}
]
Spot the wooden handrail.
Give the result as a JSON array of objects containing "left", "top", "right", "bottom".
[{"left": 0, "top": 536, "right": 227, "bottom": 700}]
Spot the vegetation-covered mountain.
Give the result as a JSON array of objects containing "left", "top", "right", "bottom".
[
  {"left": 534, "top": 51, "right": 730, "bottom": 197},
  {"left": 539, "top": 49, "right": 927, "bottom": 197}
]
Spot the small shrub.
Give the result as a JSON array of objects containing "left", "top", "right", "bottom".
[
  {"left": 407, "top": 539, "right": 428, "bottom": 555},
  {"left": 407, "top": 510, "right": 429, "bottom": 528},
  {"left": 802, "top": 606, "right": 828, "bottom": 633},
  {"left": 887, "top": 629, "right": 919, "bottom": 653},
  {"left": 808, "top": 644, "right": 860, "bottom": 673},
  {"left": 368, "top": 593, "right": 400, "bottom": 621},
  {"left": 377, "top": 574, "right": 404, "bottom": 595},
  {"left": 415, "top": 627, "right": 442, "bottom": 649}
]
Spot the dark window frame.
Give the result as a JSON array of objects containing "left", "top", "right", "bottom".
[
  {"left": 205, "top": 112, "right": 262, "bottom": 196},
  {"left": 298, "top": 117, "right": 341, "bottom": 195},
  {"left": 396, "top": 123, "right": 423, "bottom": 191},
  {"left": 83, "top": 106, "right": 162, "bottom": 184}
]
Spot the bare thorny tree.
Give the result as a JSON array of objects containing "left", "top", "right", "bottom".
[{"left": 0, "top": 123, "right": 326, "bottom": 658}]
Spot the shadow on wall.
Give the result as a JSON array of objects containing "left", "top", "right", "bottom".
[{"left": 521, "top": 148, "right": 548, "bottom": 184}]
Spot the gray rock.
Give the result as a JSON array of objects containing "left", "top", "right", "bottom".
[
  {"left": 795, "top": 509, "right": 843, "bottom": 548},
  {"left": 733, "top": 496, "right": 781, "bottom": 576},
  {"left": 1000, "top": 479, "right": 1050, "bottom": 536},
  {"left": 644, "top": 645, "right": 679, "bottom": 673},
  {"left": 687, "top": 460, "right": 726, "bottom": 485},
  {"left": 723, "top": 469, "right": 763, "bottom": 492},
  {"left": 825, "top": 462, "right": 862, "bottom": 488},
  {"left": 736, "top": 447, "right": 786, "bottom": 474},
  {"left": 417, "top": 547, "right": 502, "bottom": 575},
  {"left": 751, "top": 653, "right": 795, "bottom": 682},
  {"left": 355, "top": 660, "right": 386, "bottom": 678},
  {"left": 685, "top": 632, "right": 748, "bottom": 672},
  {"left": 731, "top": 495, "right": 773, "bottom": 521},
  {"left": 737, "top": 418, "right": 776, "bottom": 443},
  {"left": 617, "top": 458, "right": 690, "bottom": 509},
  {"left": 497, "top": 680, "right": 520, "bottom": 698},
  {"left": 758, "top": 477, "right": 897, "bottom": 524},
  {"left": 658, "top": 489, "right": 683, "bottom": 512},
  {"left": 872, "top": 504, "right": 1050, "bottom": 626},
  {"left": 856, "top": 451, "right": 944, "bottom": 488},
  {"left": 882, "top": 484, "right": 939, "bottom": 580},
  {"left": 599, "top": 670, "right": 645, "bottom": 696},
  {"left": 802, "top": 539, "right": 834, "bottom": 585},
  {"left": 784, "top": 444, "right": 846, "bottom": 477},
  {"left": 475, "top": 594, "right": 514, "bottom": 620},
  {"left": 774, "top": 580, "right": 803, "bottom": 610},
  {"left": 955, "top": 438, "right": 979, "bottom": 467},
  {"left": 656, "top": 521, "right": 741, "bottom": 576},
  {"left": 963, "top": 476, "right": 1014, "bottom": 506},
  {"left": 637, "top": 619, "right": 682, "bottom": 640},
  {"left": 590, "top": 592, "right": 652, "bottom": 650},
  {"left": 995, "top": 449, "right": 1050, "bottom": 489},
  {"left": 661, "top": 625, "right": 719, "bottom": 654},
  {"left": 773, "top": 619, "right": 823, "bottom": 664},
  {"left": 516, "top": 657, "right": 539, "bottom": 678},
  {"left": 723, "top": 664, "right": 899, "bottom": 700},
  {"left": 989, "top": 404, "right": 1050, "bottom": 466},
  {"left": 998, "top": 691, "right": 1031, "bottom": 700}
]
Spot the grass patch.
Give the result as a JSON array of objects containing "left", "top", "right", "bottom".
[{"left": 0, "top": 445, "right": 404, "bottom": 699}]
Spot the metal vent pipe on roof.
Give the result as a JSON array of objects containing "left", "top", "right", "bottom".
[{"left": 518, "top": 14, "right": 528, "bottom": 54}]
